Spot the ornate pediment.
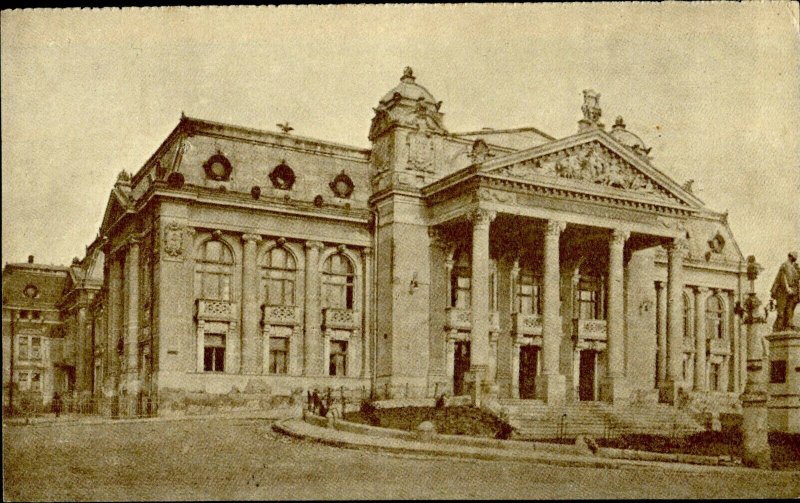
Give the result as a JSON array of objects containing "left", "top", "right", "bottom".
[{"left": 483, "top": 139, "right": 691, "bottom": 206}]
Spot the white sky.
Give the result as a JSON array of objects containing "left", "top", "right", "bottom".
[{"left": 2, "top": 3, "right": 799, "bottom": 298}]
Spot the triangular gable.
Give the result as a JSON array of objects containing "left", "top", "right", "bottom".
[
  {"left": 478, "top": 129, "right": 703, "bottom": 209},
  {"left": 99, "top": 188, "right": 132, "bottom": 235}
]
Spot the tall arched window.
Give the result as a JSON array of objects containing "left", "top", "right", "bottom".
[
  {"left": 262, "top": 246, "right": 296, "bottom": 306},
  {"left": 194, "top": 239, "right": 234, "bottom": 301},
  {"left": 450, "top": 249, "right": 471, "bottom": 309},
  {"left": 706, "top": 295, "right": 725, "bottom": 340},
  {"left": 322, "top": 253, "right": 354, "bottom": 310},
  {"left": 683, "top": 292, "right": 692, "bottom": 340},
  {"left": 517, "top": 269, "right": 542, "bottom": 315}
]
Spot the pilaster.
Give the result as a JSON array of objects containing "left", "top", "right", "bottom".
[
  {"left": 240, "top": 233, "right": 262, "bottom": 374},
  {"left": 693, "top": 286, "right": 709, "bottom": 391},
  {"left": 304, "top": 240, "right": 324, "bottom": 375}
]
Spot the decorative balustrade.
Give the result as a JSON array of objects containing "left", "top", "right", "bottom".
[
  {"left": 512, "top": 313, "right": 543, "bottom": 336},
  {"left": 574, "top": 318, "right": 608, "bottom": 341},
  {"left": 261, "top": 305, "right": 299, "bottom": 326},
  {"left": 445, "top": 307, "right": 471, "bottom": 331},
  {"left": 195, "top": 299, "right": 237, "bottom": 322},
  {"left": 322, "top": 308, "right": 360, "bottom": 330}
]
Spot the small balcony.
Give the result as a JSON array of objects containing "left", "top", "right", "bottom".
[
  {"left": 574, "top": 318, "right": 607, "bottom": 341},
  {"left": 512, "top": 313, "right": 543, "bottom": 336},
  {"left": 195, "top": 299, "right": 237, "bottom": 322},
  {"left": 322, "top": 308, "right": 360, "bottom": 330},
  {"left": 261, "top": 305, "right": 300, "bottom": 327},
  {"left": 445, "top": 308, "right": 471, "bottom": 331}
]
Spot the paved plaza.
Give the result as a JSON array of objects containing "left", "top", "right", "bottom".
[{"left": 3, "top": 417, "right": 799, "bottom": 500}]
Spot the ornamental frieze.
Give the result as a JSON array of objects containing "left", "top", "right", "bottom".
[{"left": 492, "top": 141, "right": 676, "bottom": 202}]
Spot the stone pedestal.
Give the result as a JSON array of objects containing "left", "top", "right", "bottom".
[
  {"left": 766, "top": 330, "right": 800, "bottom": 433},
  {"left": 659, "top": 378, "right": 681, "bottom": 405},
  {"left": 741, "top": 390, "right": 771, "bottom": 469}
]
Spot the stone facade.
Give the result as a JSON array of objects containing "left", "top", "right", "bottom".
[{"left": 3, "top": 68, "right": 753, "bottom": 415}]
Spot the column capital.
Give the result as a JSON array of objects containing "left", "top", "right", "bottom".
[
  {"left": 610, "top": 228, "right": 629, "bottom": 245},
  {"left": 655, "top": 280, "right": 665, "bottom": 291},
  {"left": 544, "top": 220, "right": 566, "bottom": 237},
  {"left": 469, "top": 208, "right": 496, "bottom": 228},
  {"left": 666, "top": 238, "right": 689, "bottom": 256},
  {"left": 126, "top": 234, "right": 143, "bottom": 248},
  {"left": 692, "top": 285, "right": 709, "bottom": 294},
  {"left": 242, "top": 233, "right": 262, "bottom": 244},
  {"left": 305, "top": 240, "right": 324, "bottom": 251},
  {"left": 361, "top": 247, "right": 373, "bottom": 257}
]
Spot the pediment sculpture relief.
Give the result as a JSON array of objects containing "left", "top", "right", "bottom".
[{"left": 493, "top": 141, "right": 674, "bottom": 201}]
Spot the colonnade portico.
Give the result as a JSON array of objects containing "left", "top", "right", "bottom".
[{"left": 434, "top": 204, "right": 689, "bottom": 405}]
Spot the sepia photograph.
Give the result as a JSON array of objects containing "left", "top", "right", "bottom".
[{"left": 2, "top": 3, "right": 799, "bottom": 500}]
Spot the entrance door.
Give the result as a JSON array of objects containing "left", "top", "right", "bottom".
[
  {"left": 519, "top": 346, "right": 539, "bottom": 399},
  {"left": 578, "top": 350, "right": 596, "bottom": 401},
  {"left": 453, "top": 341, "right": 470, "bottom": 396}
]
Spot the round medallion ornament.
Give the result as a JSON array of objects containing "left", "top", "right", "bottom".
[
  {"left": 23, "top": 284, "right": 39, "bottom": 299},
  {"left": 329, "top": 171, "right": 354, "bottom": 199},
  {"left": 269, "top": 163, "right": 296, "bottom": 190},
  {"left": 202, "top": 154, "right": 233, "bottom": 181}
]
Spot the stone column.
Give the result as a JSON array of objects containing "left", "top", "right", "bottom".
[
  {"left": 693, "top": 286, "right": 708, "bottom": 391},
  {"left": 77, "top": 306, "right": 88, "bottom": 394},
  {"left": 661, "top": 238, "right": 686, "bottom": 404},
  {"left": 728, "top": 290, "right": 740, "bottom": 392},
  {"left": 468, "top": 209, "right": 495, "bottom": 406},
  {"left": 537, "top": 220, "right": 566, "bottom": 404},
  {"left": 603, "top": 228, "right": 628, "bottom": 402},
  {"left": 361, "top": 248, "right": 373, "bottom": 378},
  {"left": 125, "top": 238, "right": 140, "bottom": 394},
  {"left": 446, "top": 336, "right": 456, "bottom": 388},
  {"left": 240, "top": 234, "right": 262, "bottom": 374},
  {"left": 304, "top": 241, "right": 324, "bottom": 375},
  {"left": 655, "top": 281, "right": 667, "bottom": 387},
  {"left": 106, "top": 256, "right": 123, "bottom": 395}
]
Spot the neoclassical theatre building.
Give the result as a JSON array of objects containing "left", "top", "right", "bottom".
[{"left": 6, "top": 68, "right": 753, "bottom": 412}]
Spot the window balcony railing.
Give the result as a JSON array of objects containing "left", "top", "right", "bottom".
[
  {"left": 195, "top": 299, "right": 237, "bottom": 322},
  {"left": 512, "top": 313, "right": 543, "bottom": 336},
  {"left": 261, "top": 305, "right": 300, "bottom": 327},
  {"left": 322, "top": 308, "right": 360, "bottom": 330},
  {"left": 573, "top": 318, "right": 607, "bottom": 341},
  {"left": 444, "top": 308, "right": 500, "bottom": 332}
]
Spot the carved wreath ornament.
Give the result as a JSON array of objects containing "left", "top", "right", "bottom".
[{"left": 163, "top": 222, "right": 185, "bottom": 258}]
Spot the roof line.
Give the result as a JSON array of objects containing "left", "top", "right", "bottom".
[
  {"left": 452, "top": 126, "right": 556, "bottom": 141},
  {"left": 182, "top": 115, "right": 372, "bottom": 155}
]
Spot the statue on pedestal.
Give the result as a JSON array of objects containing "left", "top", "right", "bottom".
[{"left": 770, "top": 251, "right": 799, "bottom": 332}]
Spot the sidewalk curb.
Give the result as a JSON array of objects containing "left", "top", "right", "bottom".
[
  {"left": 3, "top": 410, "right": 298, "bottom": 429},
  {"left": 272, "top": 419, "right": 766, "bottom": 474}
]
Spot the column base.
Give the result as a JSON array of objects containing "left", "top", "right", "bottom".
[
  {"left": 659, "top": 379, "right": 681, "bottom": 405},
  {"left": 536, "top": 373, "right": 566, "bottom": 405},
  {"left": 600, "top": 376, "right": 629, "bottom": 404}
]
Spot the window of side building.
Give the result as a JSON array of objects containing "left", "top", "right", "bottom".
[
  {"left": 262, "top": 246, "right": 296, "bottom": 307},
  {"left": 194, "top": 239, "right": 234, "bottom": 302},
  {"left": 517, "top": 270, "right": 543, "bottom": 315},
  {"left": 322, "top": 253, "right": 354, "bottom": 310},
  {"left": 577, "top": 275, "right": 605, "bottom": 320}
]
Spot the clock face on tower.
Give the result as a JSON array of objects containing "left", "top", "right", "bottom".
[{"left": 202, "top": 154, "right": 233, "bottom": 181}]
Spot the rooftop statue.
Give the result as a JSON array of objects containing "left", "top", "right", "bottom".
[{"left": 770, "top": 251, "right": 800, "bottom": 331}]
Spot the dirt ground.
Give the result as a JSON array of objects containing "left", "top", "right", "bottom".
[{"left": 3, "top": 417, "right": 799, "bottom": 500}]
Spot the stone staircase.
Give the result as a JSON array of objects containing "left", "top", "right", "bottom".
[{"left": 499, "top": 399, "right": 705, "bottom": 440}]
